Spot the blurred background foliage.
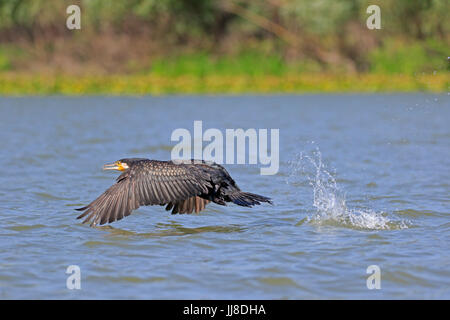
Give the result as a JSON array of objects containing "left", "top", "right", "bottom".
[{"left": 0, "top": 0, "right": 448, "bottom": 93}]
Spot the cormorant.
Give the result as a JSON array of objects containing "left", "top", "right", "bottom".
[{"left": 76, "top": 158, "right": 272, "bottom": 226}]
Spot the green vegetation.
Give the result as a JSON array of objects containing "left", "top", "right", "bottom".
[
  {"left": 1, "top": 73, "right": 446, "bottom": 95},
  {"left": 0, "top": 52, "right": 11, "bottom": 72},
  {"left": 369, "top": 40, "right": 449, "bottom": 74},
  {"left": 0, "top": 0, "right": 448, "bottom": 94},
  {"left": 150, "top": 52, "right": 291, "bottom": 77}
]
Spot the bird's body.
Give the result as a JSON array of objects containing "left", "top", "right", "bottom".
[{"left": 76, "top": 158, "right": 272, "bottom": 226}]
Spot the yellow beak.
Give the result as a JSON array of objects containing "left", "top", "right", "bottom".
[{"left": 103, "top": 162, "right": 123, "bottom": 171}]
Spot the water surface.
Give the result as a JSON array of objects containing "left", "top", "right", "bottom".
[{"left": 0, "top": 94, "right": 448, "bottom": 299}]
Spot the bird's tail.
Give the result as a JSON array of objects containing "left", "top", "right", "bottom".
[{"left": 228, "top": 191, "right": 272, "bottom": 207}]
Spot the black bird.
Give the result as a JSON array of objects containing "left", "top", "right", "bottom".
[{"left": 76, "top": 158, "right": 272, "bottom": 226}]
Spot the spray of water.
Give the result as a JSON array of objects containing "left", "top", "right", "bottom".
[{"left": 287, "top": 147, "right": 409, "bottom": 230}]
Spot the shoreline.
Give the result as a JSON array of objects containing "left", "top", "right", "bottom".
[{"left": 0, "top": 73, "right": 447, "bottom": 95}]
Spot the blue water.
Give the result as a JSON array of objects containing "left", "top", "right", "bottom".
[{"left": 0, "top": 94, "right": 448, "bottom": 299}]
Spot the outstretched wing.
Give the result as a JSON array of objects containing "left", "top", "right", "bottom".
[
  {"left": 165, "top": 196, "right": 211, "bottom": 214},
  {"left": 76, "top": 161, "right": 213, "bottom": 226}
]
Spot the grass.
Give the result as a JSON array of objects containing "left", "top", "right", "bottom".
[
  {"left": 0, "top": 73, "right": 447, "bottom": 95},
  {"left": 369, "top": 39, "right": 450, "bottom": 74},
  {"left": 0, "top": 46, "right": 448, "bottom": 95},
  {"left": 150, "top": 52, "right": 292, "bottom": 77},
  {"left": 0, "top": 50, "right": 12, "bottom": 72}
]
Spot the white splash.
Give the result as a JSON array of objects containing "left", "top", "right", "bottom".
[{"left": 288, "top": 147, "right": 409, "bottom": 230}]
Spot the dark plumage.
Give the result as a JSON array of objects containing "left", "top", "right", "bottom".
[{"left": 76, "top": 158, "right": 272, "bottom": 226}]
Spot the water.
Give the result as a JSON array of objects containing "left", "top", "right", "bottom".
[{"left": 0, "top": 94, "right": 448, "bottom": 299}]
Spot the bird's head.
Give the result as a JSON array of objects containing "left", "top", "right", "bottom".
[
  {"left": 103, "top": 158, "right": 147, "bottom": 171},
  {"left": 103, "top": 160, "right": 130, "bottom": 171}
]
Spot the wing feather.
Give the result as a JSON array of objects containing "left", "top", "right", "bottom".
[{"left": 76, "top": 160, "right": 214, "bottom": 226}]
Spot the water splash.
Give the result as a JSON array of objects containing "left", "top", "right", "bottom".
[{"left": 287, "top": 147, "right": 410, "bottom": 230}]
